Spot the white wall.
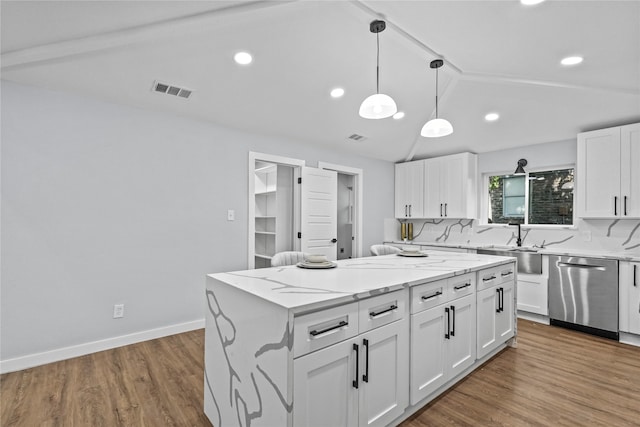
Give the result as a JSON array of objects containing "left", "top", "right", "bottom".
[{"left": 0, "top": 81, "right": 395, "bottom": 370}]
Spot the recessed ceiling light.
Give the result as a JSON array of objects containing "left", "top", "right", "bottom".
[
  {"left": 561, "top": 56, "right": 583, "bottom": 66},
  {"left": 393, "top": 111, "right": 405, "bottom": 120},
  {"left": 330, "top": 88, "right": 345, "bottom": 98},
  {"left": 485, "top": 113, "right": 500, "bottom": 122},
  {"left": 234, "top": 51, "right": 253, "bottom": 65},
  {"left": 520, "top": 0, "right": 545, "bottom": 5}
]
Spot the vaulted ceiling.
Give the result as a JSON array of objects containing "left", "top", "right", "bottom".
[{"left": 2, "top": 1, "right": 639, "bottom": 162}]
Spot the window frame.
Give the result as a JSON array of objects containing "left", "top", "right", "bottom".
[{"left": 481, "top": 164, "right": 577, "bottom": 229}]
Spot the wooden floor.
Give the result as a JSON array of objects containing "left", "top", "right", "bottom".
[{"left": 1, "top": 320, "right": 639, "bottom": 426}]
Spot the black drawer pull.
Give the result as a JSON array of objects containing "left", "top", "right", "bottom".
[
  {"left": 353, "top": 343, "right": 359, "bottom": 389},
  {"left": 444, "top": 307, "right": 450, "bottom": 339},
  {"left": 370, "top": 305, "right": 398, "bottom": 318},
  {"left": 421, "top": 291, "right": 443, "bottom": 301},
  {"left": 483, "top": 275, "right": 497, "bottom": 282},
  {"left": 363, "top": 338, "right": 369, "bottom": 383},
  {"left": 496, "top": 288, "right": 501, "bottom": 313},
  {"left": 454, "top": 282, "right": 471, "bottom": 291},
  {"left": 309, "top": 320, "right": 347, "bottom": 337},
  {"left": 501, "top": 271, "right": 513, "bottom": 277},
  {"left": 450, "top": 305, "right": 456, "bottom": 337},
  {"left": 634, "top": 265, "right": 637, "bottom": 287}
]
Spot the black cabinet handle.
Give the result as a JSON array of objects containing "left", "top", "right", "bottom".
[
  {"left": 501, "top": 271, "right": 513, "bottom": 277},
  {"left": 352, "top": 343, "right": 359, "bottom": 389},
  {"left": 454, "top": 282, "right": 471, "bottom": 291},
  {"left": 422, "top": 290, "right": 443, "bottom": 301},
  {"left": 409, "top": 204, "right": 412, "bottom": 217},
  {"left": 331, "top": 238, "right": 338, "bottom": 243},
  {"left": 614, "top": 196, "right": 618, "bottom": 216},
  {"left": 500, "top": 288, "right": 505, "bottom": 312},
  {"left": 440, "top": 203, "right": 443, "bottom": 217},
  {"left": 444, "top": 203, "right": 448, "bottom": 217},
  {"left": 405, "top": 205, "right": 408, "bottom": 217},
  {"left": 309, "top": 320, "right": 347, "bottom": 337},
  {"left": 369, "top": 304, "right": 398, "bottom": 318},
  {"left": 450, "top": 305, "right": 456, "bottom": 337},
  {"left": 483, "top": 275, "right": 497, "bottom": 282},
  {"left": 496, "top": 288, "right": 501, "bottom": 313},
  {"left": 634, "top": 265, "right": 637, "bottom": 287},
  {"left": 624, "top": 196, "right": 628, "bottom": 216},
  {"left": 444, "top": 307, "right": 450, "bottom": 339},
  {"left": 362, "top": 339, "right": 369, "bottom": 383}
]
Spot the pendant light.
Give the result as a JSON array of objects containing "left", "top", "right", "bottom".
[
  {"left": 421, "top": 59, "right": 453, "bottom": 137},
  {"left": 359, "top": 20, "right": 397, "bottom": 119}
]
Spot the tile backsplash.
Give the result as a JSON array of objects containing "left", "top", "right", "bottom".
[{"left": 384, "top": 218, "right": 640, "bottom": 254}]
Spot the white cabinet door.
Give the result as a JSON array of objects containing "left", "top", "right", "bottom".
[
  {"left": 293, "top": 337, "right": 359, "bottom": 427},
  {"left": 301, "top": 167, "right": 338, "bottom": 260},
  {"left": 442, "top": 155, "right": 465, "bottom": 218},
  {"left": 517, "top": 274, "right": 548, "bottom": 315},
  {"left": 620, "top": 261, "right": 640, "bottom": 335},
  {"left": 395, "top": 161, "right": 424, "bottom": 218},
  {"left": 358, "top": 320, "right": 409, "bottom": 427},
  {"left": 496, "top": 282, "right": 515, "bottom": 342},
  {"left": 410, "top": 304, "right": 447, "bottom": 405},
  {"left": 446, "top": 293, "right": 477, "bottom": 379},
  {"left": 423, "top": 158, "right": 442, "bottom": 218},
  {"left": 577, "top": 127, "right": 622, "bottom": 218},
  {"left": 476, "top": 286, "right": 499, "bottom": 359},
  {"left": 621, "top": 123, "right": 640, "bottom": 218}
]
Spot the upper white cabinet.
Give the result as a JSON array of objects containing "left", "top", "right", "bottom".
[
  {"left": 395, "top": 153, "right": 477, "bottom": 219},
  {"left": 424, "top": 152, "right": 477, "bottom": 219},
  {"left": 577, "top": 123, "right": 640, "bottom": 218},
  {"left": 395, "top": 161, "right": 424, "bottom": 218}
]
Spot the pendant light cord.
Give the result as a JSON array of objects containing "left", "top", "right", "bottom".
[
  {"left": 435, "top": 66, "right": 439, "bottom": 118},
  {"left": 376, "top": 32, "right": 380, "bottom": 94}
]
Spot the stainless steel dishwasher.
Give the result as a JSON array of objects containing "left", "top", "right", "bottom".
[{"left": 548, "top": 255, "right": 619, "bottom": 340}]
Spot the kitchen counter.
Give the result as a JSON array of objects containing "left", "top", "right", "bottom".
[
  {"left": 385, "top": 240, "right": 640, "bottom": 262},
  {"left": 207, "top": 251, "right": 515, "bottom": 314}
]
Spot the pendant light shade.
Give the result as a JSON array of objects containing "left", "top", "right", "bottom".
[
  {"left": 421, "top": 59, "right": 453, "bottom": 138},
  {"left": 421, "top": 118, "right": 453, "bottom": 138},
  {"left": 359, "top": 20, "right": 397, "bottom": 120},
  {"left": 359, "top": 93, "right": 397, "bottom": 119}
]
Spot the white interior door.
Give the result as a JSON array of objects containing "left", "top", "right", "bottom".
[{"left": 301, "top": 167, "right": 338, "bottom": 260}]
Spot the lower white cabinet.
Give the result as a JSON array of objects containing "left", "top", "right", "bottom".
[
  {"left": 516, "top": 273, "right": 548, "bottom": 315},
  {"left": 410, "top": 293, "right": 476, "bottom": 404},
  {"left": 476, "top": 264, "right": 516, "bottom": 359},
  {"left": 477, "top": 281, "right": 515, "bottom": 359},
  {"left": 294, "top": 319, "right": 408, "bottom": 427},
  {"left": 620, "top": 261, "right": 640, "bottom": 335}
]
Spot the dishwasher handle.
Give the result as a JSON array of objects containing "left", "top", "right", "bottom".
[{"left": 557, "top": 262, "right": 606, "bottom": 271}]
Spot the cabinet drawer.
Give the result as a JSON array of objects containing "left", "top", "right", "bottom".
[
  {"left": 477, "top": 263, "right": 515, "bottom": 291},
  {"left": 358, "top": 289, "right": 406, "bottom": 333},
  {"left": 294, "top": 302, "right": 359, "bottom": 358},
  {"left": 449, "top": 273, "right": 476, "bottom": 299},
  {"left": 411, "top": 279, "right": 448, "bottom": 314}
]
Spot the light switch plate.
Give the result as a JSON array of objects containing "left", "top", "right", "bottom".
[{"left": 227, "top": 210, "right": 235, "bottom": 221}]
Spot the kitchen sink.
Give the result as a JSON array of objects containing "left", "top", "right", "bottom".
[{"left": 476, "top": 246, "right": 542, "bottom": 274}]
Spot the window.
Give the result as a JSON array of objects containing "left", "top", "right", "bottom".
[{"left": 487, "top": 168, "right": 574, "bottom": 225}]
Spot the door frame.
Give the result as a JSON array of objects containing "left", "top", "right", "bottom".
[
  {"left": 318, "top": 162, "right": 363, "bottom": 259},
  {"left": 248, "top": 152, "right": 305, "bottom": 269}
]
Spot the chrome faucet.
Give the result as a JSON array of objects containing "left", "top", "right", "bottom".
[{"left": 509, "top": 222, "right": 522, "bottom": 247}]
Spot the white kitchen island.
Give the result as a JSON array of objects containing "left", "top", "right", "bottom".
[{"left": 204, "top": 251, "right": 516, "bottom": 427}]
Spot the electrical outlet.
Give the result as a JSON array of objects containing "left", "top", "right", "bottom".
[
  {"left": 227, "top": 210, "right": 235, "bottom": 221},
  {"left": 113, "top": 304, "right": 125, "bottom": 319}
]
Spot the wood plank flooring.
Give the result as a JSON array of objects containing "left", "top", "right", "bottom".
[{"left": 1, "top": 320, "right": 639, "bottom": 426}]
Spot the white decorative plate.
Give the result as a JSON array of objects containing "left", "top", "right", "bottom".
[{"left": 296, "top": 261, "right": 338, "bottom": 269}]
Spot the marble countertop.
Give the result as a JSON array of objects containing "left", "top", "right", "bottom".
[
  {"left": 385, "top": 241, "right": 640, "bottom": 262},
  {"left": 208, "top": 251, "right": 515, "bottom": 315}
]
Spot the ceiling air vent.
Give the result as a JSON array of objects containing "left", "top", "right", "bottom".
[
  {"left": 153, "top": 80, "right": 192, "bottom": 99},
  {"left": 348, "top": 134, "right": 367, "bottom": 142}
]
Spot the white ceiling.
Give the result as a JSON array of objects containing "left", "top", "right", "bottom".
[{"left": 2, "top": 0, "right": 639, "bottom": 162}]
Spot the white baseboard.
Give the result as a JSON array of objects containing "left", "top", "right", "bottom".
[
  {"left": 517, "top": 311, "right": 550, "bottom": 325},
  {"left": 0, "top": 318, "right": 205, "bottom": 374},
  {"left": 619, "top": 332, "right": 640, "bottom": 348}
]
